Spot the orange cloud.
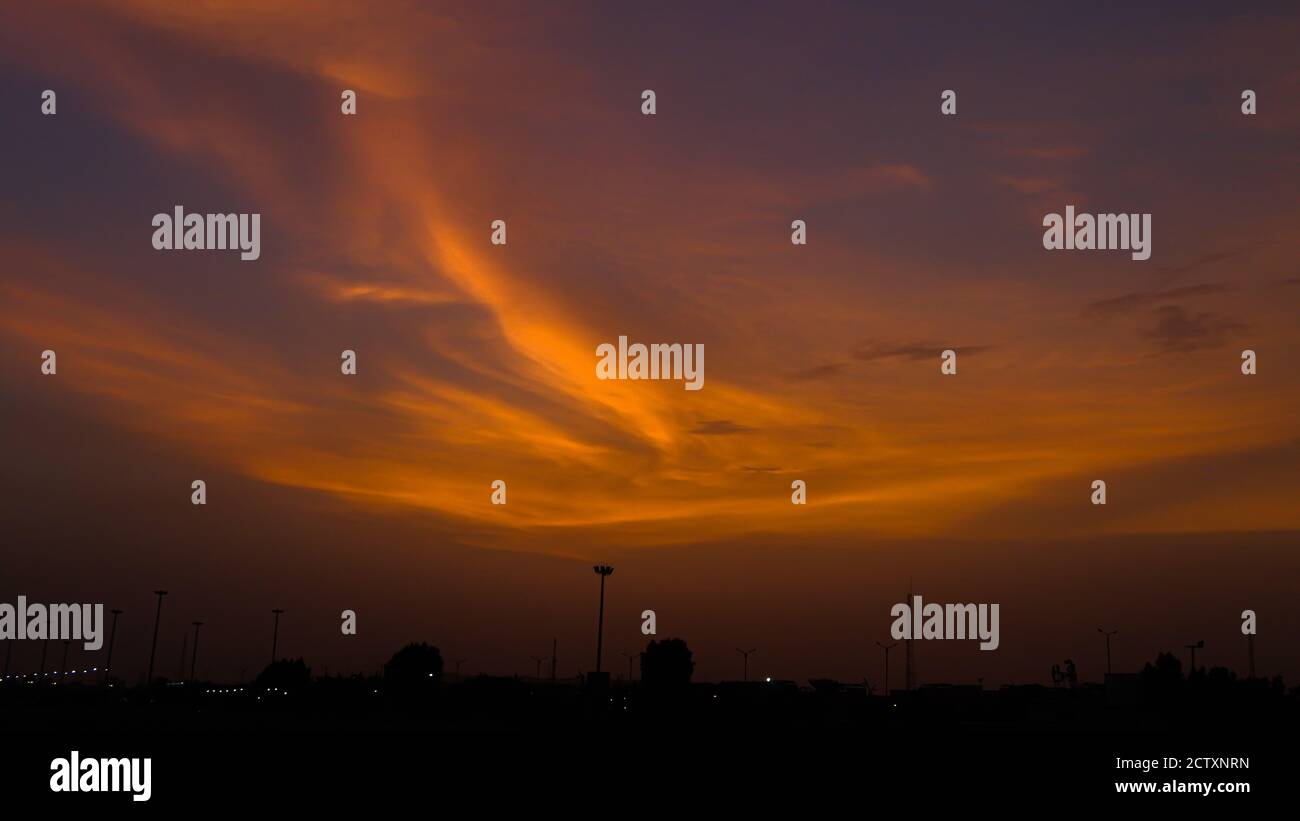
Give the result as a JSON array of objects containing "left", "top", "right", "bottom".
[{"left": 1, "top": 1, "right": 1297, "bottom": 557}]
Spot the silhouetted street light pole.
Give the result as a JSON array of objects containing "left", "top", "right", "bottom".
[
  {"left": 875, "top": 641, "right": 899, "bottom": 695},
  {"left": 270, "top": 609, "right": 285, "bottom": 665},
  {"left": 529, "top": 655, "right": 546, "bottom": 679},
  {"left": 103, "top": 609, "right": 122, "bottom": 682},
  {"left": 190, "top": 621, "right": 204, "bottom": 682},
  {"left": 178, "top": 630, "right": 187, "bottom": 682},
  {"left": 592, "top": 565, "right": 614, "bottom": 673},
  {"left": 146, "top": 590, "right": 167, "bottom": 685},
  {"left": 1185, "top": 640, "right": 1204, "bottom": 676},
  {"left": 736, "top": 647, "right": 757, "bottom": 682},
  {"left": 1097, "top": 628, "right": 1119, "bottom": 676},
  {"left": 621, "top": 651, "right": 638, "bottom": 681}
]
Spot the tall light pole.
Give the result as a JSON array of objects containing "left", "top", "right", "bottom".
[
  {"left": 736, "top": 648, "right": 757, "bottom": 682},
  {"left": 190, "top": 621, "right": 204, "bottom": 682},
  {"left": 621, "top": 651, "right": 638, "bottom": 682},
  {"left": 270, "top": 609, "right": 285, "bottom": 665},
  {"left": 1185, "top": 640, "right": 1204, "bottom": 676},
  {"left": 146, "top": 590, "right": 167, "bottom": 685},
  {"left": 875, "top": 641, "right": 898, "bottom": 695},
  {"left": 178, "top": 630, "right": 187, "bottom": 682},
  {"left": 592, "top": 565, "right": 614, "bottom": 673},
  {"left": 904, "top": 578, "right": 916, "bottom": 691},
  {"left": 529, "top": 655, "right": 546, "bottom": 679},
  {"left": 103, "top": 609, "right": 122, "bottom": 682},
  {"left": 1097, "top": 628, "right": 1119, "bottom": 676}
]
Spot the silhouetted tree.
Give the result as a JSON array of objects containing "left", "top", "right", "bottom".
[
  {"left": 384, "top": 642, "right": 444, "bottom": 694},
  {"left": 1142, "top": 652, "right": 1183, "bottom": 682},
  {"left": 641, "top": 638, "right": 693, "bottom": 689},
  {"left": 255, "top": 657, "right": 311, "bottom": 691},
  {"left": 1140, "top": 651, "right": 1184, "bottom": 707},
  {"left": 1206, "top": 666, "right": 1236, "bottom": 685}
]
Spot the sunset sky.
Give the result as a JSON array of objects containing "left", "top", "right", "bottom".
[{"left": 2, "top": 1, "right": 1297, "bottom": 687}]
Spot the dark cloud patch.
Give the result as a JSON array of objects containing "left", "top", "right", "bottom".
[
  {"left": 1152, "top": 248, "right": 1246, "bottom": 280},
  {"left": 1083, "top": 283, "right": 1228, "bottom": 319},
  {"left": 1140, "top": 305, "right": 1249, "bottom": 353},
  {"left": 852, "top": 342, "right": 990, "bottom": 362},
  {"left": 789, "top": 362, "right": 849, "bottom": 381},
  {"left": 690, "top": 419, "right": 755, "bottom": 435},
  {"left": 742, "top": 466, "right": 782, "bottom": 473}
]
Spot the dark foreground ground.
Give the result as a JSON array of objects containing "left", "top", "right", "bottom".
[{"left": 3, "top": 677, "right": 1293, "bottom": 808}]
